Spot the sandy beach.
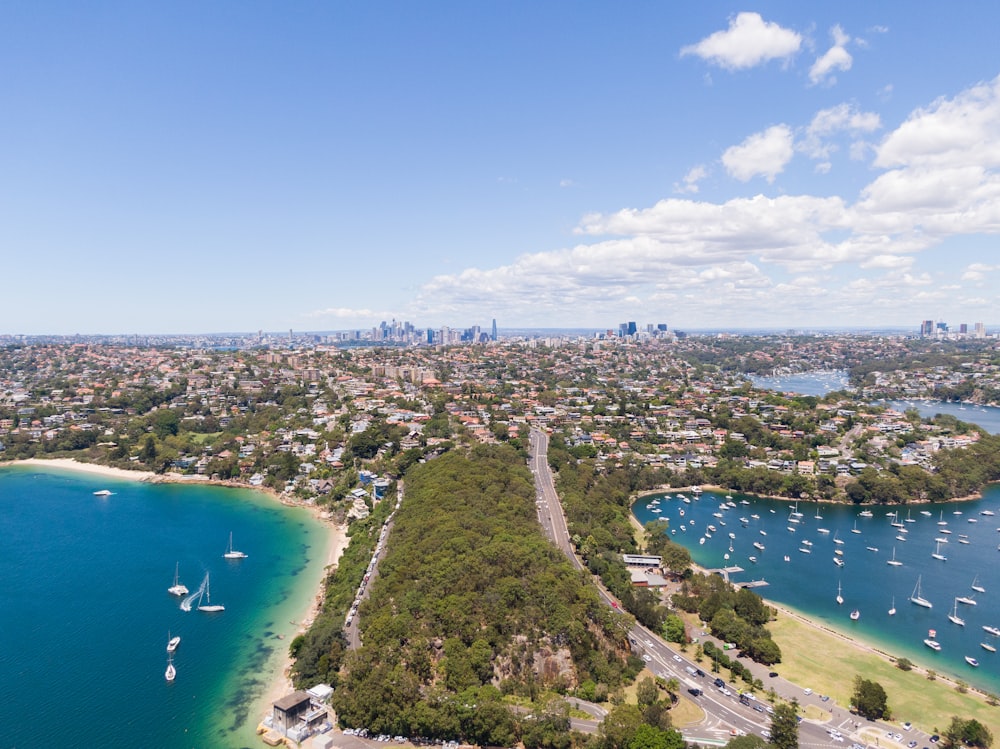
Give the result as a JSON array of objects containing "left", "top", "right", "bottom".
[
  {"left": 249, "top": 516, "right": 350, "bottom": 732},
  {"left": 1, "top": 457, "right": 158, "bottom": 481}
]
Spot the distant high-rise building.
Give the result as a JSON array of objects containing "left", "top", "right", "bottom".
[
  {"left": 627, "top": 321, "right": 637, "bottom": 336},
  {"left": 975, "top": 322, "right": 986, "bottom": 338},
  {"left": 657, "top": 323, "right": 668, "bottom": 332},
  {"left": 491, "top": 318, "right": 497, "bottom": 341},
  {"left": 920, "top": 320, "right": 934, "bottom": 338},
  {"left": 960, "top": 323, "right": 968, "bottom": 334}
]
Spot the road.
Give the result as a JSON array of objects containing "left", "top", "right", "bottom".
[{"left": 527, "top": 427, "right": 896, "bottom": 749}]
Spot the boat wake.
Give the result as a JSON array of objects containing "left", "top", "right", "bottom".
[{"left": 179, "top": 576, "right": 207, "bottom": 612}]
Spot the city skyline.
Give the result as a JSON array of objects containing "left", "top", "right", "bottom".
[{"left": 4, "top": 4, "right": 1000, "bottom": 334}]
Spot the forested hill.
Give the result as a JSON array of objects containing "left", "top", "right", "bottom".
[{"left": 331, "top": 444, "right": 639, "bottom": 743}]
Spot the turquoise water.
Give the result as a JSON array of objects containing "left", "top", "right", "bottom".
[
  {"left": 635, "top": 487, "right": 1000, "bottom": 694},
  {"left": 0, "top": 465, "right": 329, "bottom": 749}
]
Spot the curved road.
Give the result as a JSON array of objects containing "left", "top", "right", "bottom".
[{"left": 528, "top": 428, "right": 899, "bottom": 749}]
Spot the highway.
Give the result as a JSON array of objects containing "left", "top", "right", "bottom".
[{"left": 528, "top": 428, "right": 894, "bottom": 749}]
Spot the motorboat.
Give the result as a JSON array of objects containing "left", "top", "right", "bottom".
[{"left": 167, "top": 633, "right": 181, "bottom": 653}]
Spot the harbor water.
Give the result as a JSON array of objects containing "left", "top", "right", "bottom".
[
  {"left": 0, "top": 465, "right": 330, "bottom": 749},
  {"left": 634, "top": 486, "right": 1000, "bottom": 695}
]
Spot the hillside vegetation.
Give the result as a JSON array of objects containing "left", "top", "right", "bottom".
[{"left": 330, "top": 445, "right": 640, "bottom": 744}]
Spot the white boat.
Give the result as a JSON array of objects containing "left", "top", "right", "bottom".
[
  {"left": 866, "top": 546, "right": 879, "bottom": 552},
  {"left": 93, "top": 489, "right": 112, "bottom": 496},
  {"left": 885, "top": 546, "right": 903, "bottom": 567},
  {"left": 959, "top": 537, "right": 970, "bottom": 545},
  {"left": 167, "top": 633, "right": 181, "bottom": 653},
  {"left": 836, "top": 581, "right": 843, "bottom": 605},
  {"left": 920, "top": 510, "right": 933, "bottom": 517},
  {"left": 802, "top": 539, "right": 813, "bottom": 546},
  {"left": 938, "top": 511, "right": 948, "bottom": 526},
  {"left": 910, "top": 575, "right": 933, "bottom": 608},
  {"left": 748, "top": 556, "right": 757, "bottom": 563},
  {"left": 817, "top": 527, "right": 830, "bottom": 534},
  {"left": 965, "top": 656, "right": 980, "bottom": 667},
  {"left": 859, "top": 509, "right": 873, "bottom": 518},
  {"left": 982, "top": 642, "right": 997, "bottom": 652},
  {"left": 833, "top": 557, "right": 845, "bottom": 567},
  {"left": 972, "top": 575, "right": 986, "bottom": 594},
  {"left": 983, "top": 625, "right": 1000, "bottom": 637},
  {"left": 982, "top": 510, "right": 996, "bottom": 517},
  {"left": 197, "top": 573, "right": 225, "bottom": 612},
  {"left": 651, "top": 508, "right": 662, "bottom": 514},
  {"left": 850, "top": 609, "right": 860, "bottom": 621},
  {"left": 905, "top": 509, "right": 915, "bottom": 524},
  {"left": 957, "top": 594, "right": 977, "bottom": 606},
  {"left": 783, "top": 555, "right": 790, "bottom": 562},
  {"left": 165, "top": 656, "right": 176, "bottom": 682},
  {"left": 167, "top": 562, "right": 189, "bottom": 597},
  {"left": 699, "top": 537, "right": 705, "bottom": 545},
  {"left": 798, "top": 546, "right": 811, "bottom": 554},
  {"left": 223, "top": 532, "right": 247, "bottom": 560},
  {"left": 851, "top": 520, "right": 862, "bottom": 534},
  {"left": 833, "top": 532, "right": 844, "bottom": 545},
  {"left": 948, "top": 599, "right": 966, "bottom": 626},
  {"left": 759, "top": 529, "right": 767, "bottom": 536},
  {"left": 889, "top": 597, "right": 896, "bottom": 616},
  {"left": 924, "top": 638, "right": 942, "bottom": 651},
  {"left": 932, "top": 541, "right": 947, "bottom": 562},
  {"left": 753, "top": 541, "right": 765, "bottom": 551},
  {"left": 750, "top": 514, "right": 760, "bottom": 520}
]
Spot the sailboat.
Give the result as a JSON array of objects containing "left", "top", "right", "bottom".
[
  {"left": 949, "top": 598, "right": 966, "bottom": 626},
  {"left": 910, "top": 575, "right": 933, "bottom": 608},
  {"left": 888, "top": 597, "right": 896, "bottom": 616},
  {"left": 223, "top": 532, "right": 248, "bottom": 560},
  {"left": 972, "top": 575, "right": 986, "bottom": 594},
  {"left": 932, "top": 541, "right": 947, "bottom": 561},
  {"left": 887, "top": 547, "right": 903, "bottom": 567},
  {"left": 836, "top": 581, "right": 844, "bottom": 605},
  {"left": 167, "top": 562, "right": 189, "bottom": 596},
  {"left": 851, "top": 519, "right": 861, "bottom": 534},
  {"left": 196, "top": 573, "right": 225, "bottom": 612},
  {"left": 165, "top": 655, "right": 176, "bottom": 682}
]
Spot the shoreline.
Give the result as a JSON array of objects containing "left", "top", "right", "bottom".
[
  {"left": 633, "top": 483, "right": 990, "bottom": 506},
  {"left": 0, "top": 456, "right": 350, "bottom": 741}
]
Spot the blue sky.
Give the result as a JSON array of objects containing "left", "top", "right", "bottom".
[{"left": 4, "top": 2, "right": 1000, "bottom": 334}]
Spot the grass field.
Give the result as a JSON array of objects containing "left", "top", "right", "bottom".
[{"left": 768, "top": 607, "right": 1000, "bottom": 736}]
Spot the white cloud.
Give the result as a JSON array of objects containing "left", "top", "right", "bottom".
[
  {"left": 722, "top": 125, "right": 794, "bottom": 182},
  {"left": 815, "top": 162, "right": 832, "bottom": 174},
  {"left": 961, "top": 262, "right": 999, "bottom": 281},
  {"left": 559, "top": 178, "right": 575, "bottom": 188},
  {"left": 801, "top": 103, "right": 881, "bottom": 159},
  {"left": 680, "top": 12, "right": 801, "bottom": 71},
  {"left": 674, "top": 165, "right": 708, "bottom": 194},
  {"left": 875, "top": 75, "right": 1000, "bottom": 170},
  {"left": 304, "top": 306, "right": 390, "bottom": 324},
  {"left": 810, "top": 25, "right": 853, "bottom": 85}
]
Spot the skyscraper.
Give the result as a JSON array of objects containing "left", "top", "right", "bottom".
[{"left": 491, "top": 318, "right": 497, "bottom": 341}]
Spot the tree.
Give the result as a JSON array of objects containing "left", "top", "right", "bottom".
[
  {"left": 635, "top": 677, "right": 658, "bottom": 708},
  {"left": 769, "top": 701, "right": 799, "bottom": 749},
  {"left": 944, "top": 717, "right": 993, "bottom": 749},
  {"left": 662, "top": 614, "right": 686, "bottom": 644},
  {"left": 139, "top": 435, "right": 157, "bottom": 463},
  {"left": 852, "top": 677, "right": 889, "bottom": 720},
  {"left": 600, "top": 703, "right": 643, "bottom": 749},
  {"left": 724, "top": 736, "right": 767, "bottom": 749}
]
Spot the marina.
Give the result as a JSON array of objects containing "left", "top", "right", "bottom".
[{"left": 633, "top": 482, "right": 1000, "bottom": 694}]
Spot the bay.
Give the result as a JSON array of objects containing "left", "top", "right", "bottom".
[
  {"left": 881, "top": 399, "right": 1000, "bottom": 435},
  {"left": 634, "top": 486, "right": 1000, "bottom": 695},
  {"left": 750, "top": 370, "right": 851, "bottom": 397},
  {"left": 0, "top": 465, "right": 330, "bottom": 749}
]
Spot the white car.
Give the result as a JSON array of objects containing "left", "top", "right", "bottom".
[
  {"left": 642, "top": 654, "right": 652, "bottom": 662},
  {"left": 672, "top": 655, "right": 682, "bottom": 662},
  {"left": 804, "top": 687, "right": 812, "bottom": 695}
]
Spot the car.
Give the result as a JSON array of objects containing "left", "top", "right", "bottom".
[
  {"left": 908, "top": 742, "right": 918, "bottom": 748},
  {"left": 930, "top": 736, "right": 940, "bottom": 744},
  {"left": 768, "top": 671, "right": 779, "bottom": 678},
  {"left": 895, "top": 734, "right": 904, "bottom": 742},
  {"left": 753, "top": 704, "right": 764, "bottom": 713},
  {"left": 903, "top": 723, "right": 913, "bottom": 731},
  {"left": 821, "top": 695, "right": 830, "bottom": 702},
  {"left": 672, "top": 655, "right": 682, "bottom": 662},
  {"left": 720, "top": 687, "right": 732, "bottom": 696},
  {"left": 832, "top": 735, "right": 844, "bottom": 743},
  {"left": 714, "top": 678, "right": 725, "bottom": 688},
  {"left": 642, "top": 654, "right": 652, "bottom": 662},
  {"left": 696, "top": 668, "right": 706, "bottom": 677},
  {"left": 804, "top": 688, "right": 812, "bottom": 695}
]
